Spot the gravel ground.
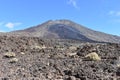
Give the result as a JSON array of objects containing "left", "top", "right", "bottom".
[{"left": 0, "top": 36, "right": 120, "bottom": 80}]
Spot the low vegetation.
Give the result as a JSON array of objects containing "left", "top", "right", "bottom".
[
  {"left": 9, "top": 58, "right": 18, "bottom": 63},
  {"left": 85, "top": 52, "right": 101, "bottom": 61},
  {"left": 4, "top": 52, "right": 16, "bottom": 58}
]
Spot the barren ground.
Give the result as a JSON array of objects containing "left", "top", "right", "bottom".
[{"left": 0, "top": 36, "right": 120, "bottom": 80}]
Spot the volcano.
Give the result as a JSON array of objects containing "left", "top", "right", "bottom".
[{"left": 5, "top": 19, "right": 120, "bottom": 43}]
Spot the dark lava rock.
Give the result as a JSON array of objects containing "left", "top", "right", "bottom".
[{"left": 0, "top": 36, "right": 120, "bottom": 80}]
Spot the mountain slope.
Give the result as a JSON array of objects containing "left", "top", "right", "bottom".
[{"left": 7, "top": 20, "right": 120, "bottom": 43}]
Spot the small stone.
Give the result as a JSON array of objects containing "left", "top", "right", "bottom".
[
  {"left": 21, "top": 52, "right": 25, "bottom": 54},
  {"left": 47, "top": 73, "right": 53, "bottom": 79},
  {"left": 68, "top": 76, "right": 76, "bottom": 80},
  {"left": 68, "top": 53, "right": 77, "bottom": 56}
]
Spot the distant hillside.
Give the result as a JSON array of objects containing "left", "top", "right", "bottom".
[{"left": 3, "top": 19, "right": 120, "bottom": 43}]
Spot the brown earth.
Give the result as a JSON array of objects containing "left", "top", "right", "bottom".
[{"left": 0, "top": 36, "right": 120, "bottom": 80}]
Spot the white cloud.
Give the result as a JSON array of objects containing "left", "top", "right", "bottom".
[
  {"left": 5, "top": 22, "right": 22, "bottom": 29},
  {"left": 68, "top": 0, "right": 79, "bottom": 9},
  {"left": 109, "top": 11, "right": 120, "bottom": 16}
]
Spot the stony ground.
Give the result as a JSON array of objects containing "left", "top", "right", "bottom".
[{"left": 0, "top": 36, "right": 120, "bottom": 80}]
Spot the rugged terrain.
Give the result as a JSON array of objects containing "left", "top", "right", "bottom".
[
  {"left": 0, "top": 36, "right": 120, "bottom": 80},
  {"left": 1, "top": 20, "right": 120, "bottom": 80}
]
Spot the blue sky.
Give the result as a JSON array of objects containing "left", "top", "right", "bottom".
[{"left": 0, "top": 0, "right": 120, "bottom": 36}]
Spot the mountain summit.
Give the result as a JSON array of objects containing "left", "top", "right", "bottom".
[{"left": 7, "top": 20, "right": 120, "bottom": 43}]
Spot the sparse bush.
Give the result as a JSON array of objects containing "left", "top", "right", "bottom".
[
  {"left": 9, "top": 58, "right": 18, "bottom": 63},
  {"left": 30, "top": 46, "right": 40, "bottom": 49},
  {"left": 4, "top": 52, "right": 16, "bottom": 58},
  {"left": 69, "top": 46, "right": 77, "bottom": 51},
  {"left": 30, "top": 45, "right": 46, "bottom": 50},
  {"left": 85, "top": 52, "right": 101, "bottom": 61}
]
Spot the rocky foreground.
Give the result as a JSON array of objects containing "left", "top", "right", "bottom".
[{"left": 0, "top": 36, "right": 120, "bottom": 80}]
